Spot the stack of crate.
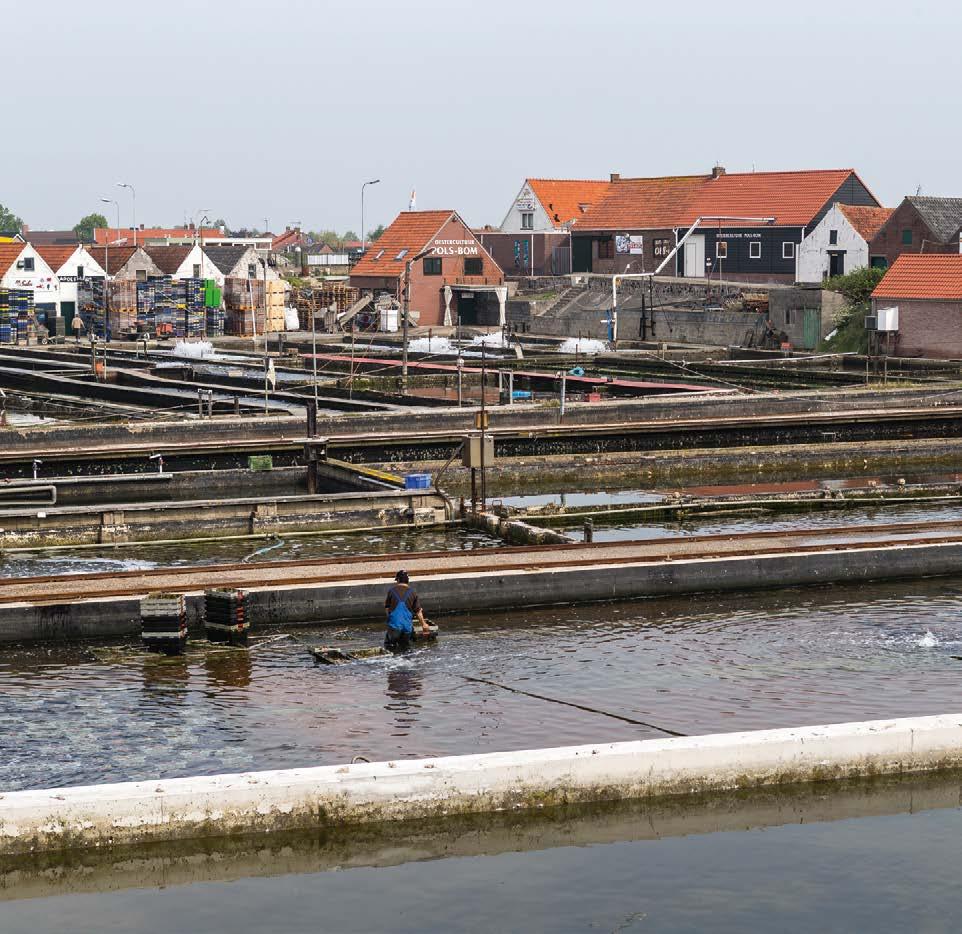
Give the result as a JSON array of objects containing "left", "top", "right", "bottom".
[
  {"left": 223, "top": 277, "right": 265, "bottom": 336},
  {"left": 78, "top": 280, "right": 106, "bottom": 338},
  {"left": 264, "top": 279, "right": 287, "bottom": 331},
  {"left": 11, "top": 289, "right": 34, "bottom": 342},
  {"left": 140, "top": 592, "right": 188, "bottom": 655},
  {"left": 0, "top": 288, "right": 11, "bottom": 343},
  {"left": 107, "top": 280, "right": 138, "bottom": 336},
  {"left": 183, "top": 278, "right": 207, "bottom": 338},
  {"left": 204, "top": 589, "right": 249, "bottom": 645}
]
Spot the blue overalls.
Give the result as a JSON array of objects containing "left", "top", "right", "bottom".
[{"left": 385, "top": 586, "right": 415, "bottom": 652}]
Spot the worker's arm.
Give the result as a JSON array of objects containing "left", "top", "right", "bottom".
[{"left": 416, "top": 607, "right": 429, "bottom": 634}]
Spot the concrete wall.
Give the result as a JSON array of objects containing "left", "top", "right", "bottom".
[
  {"left": 3, "top": 714, "right": 961, "bottom": 854},
  {"left": 798, "top": 204, "right": 868, "bottom": 283}
]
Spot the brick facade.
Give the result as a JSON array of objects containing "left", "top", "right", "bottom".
[
  {"left": 870, "top": 297, "right": 962, "bottom": 358},
  {"left": 868, "top": 201, "right": 957, "bottom": 268}
]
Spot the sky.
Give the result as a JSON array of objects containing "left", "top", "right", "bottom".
[{"left": 2, "top": 0, "right": 958, "bottom": 235}]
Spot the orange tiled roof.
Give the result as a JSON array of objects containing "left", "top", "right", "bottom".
[
  {"left": 575, "top": 169, "right": 870, "bottom": 230},
  {"left": 684, "top": 169, "right": 863, "bottom": 227},
  {"left": 572, "top": 176, "right": 707, "bottom": 230},
  {"left": 351, "top": 211, "right": 455, "bottom": 278},
  {"left": 838, "top": 204, "right": 893, "bottom": 241},
  {"left": 0, "top": 243, "right": 25, "bottom": 275},
  {"left": 35, "top": 245, "right": 78, "bottom": 273},
  {"left": 872, "top": 254, "right": 962, "bottom": 300},
  {"left": 527, "top": 179, "right": 612, "bottom": 228}
]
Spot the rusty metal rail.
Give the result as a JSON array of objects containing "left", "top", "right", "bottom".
[{"left": 3, "top": 519, "right": 961, "bottom": 607}]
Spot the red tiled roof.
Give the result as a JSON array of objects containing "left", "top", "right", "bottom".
[
  {"left": 527, "top": 179, "right": 612, "bottom": 228},
  {"left": 351, "top": 211, "right": 455, "bottom": 278},
  {"left": 35, "top": 245, "right": 78, "bottom": 273},
  {"left": 142, "top": 245, "right": 193, "bottom": 274},
  {"left": 575, "top": 169, "right": 868, "bottom": 230},
  {"left": 272, "top": 229, "right": 305, "bottom": 250},
  {"left": 0, "top": 243, "right": 25, "bottom": 275},
  {"left": 93, "top": 227, "right": 222, "bottom": 245},
  {"left": 838, "top": 204, "right": 893, "bottom": 241},
  {"left": 573, "top": 176, "right": 707, "bottom": 230},
  {"left": 86, "top": 245, "right": 140, "bottom": 276},
  {"left": 872, "top": 254, "right": 962, "bottom": 300}
]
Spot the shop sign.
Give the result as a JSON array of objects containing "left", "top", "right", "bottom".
[
  {"left": 615, "top": 235, "right": 644, "bottom": 254},
  {"left": 432, "top": 238, "right": 479, "bottom": 256},
  {"left": 715, "top": 231, "right": 763, "bottom": 239}
]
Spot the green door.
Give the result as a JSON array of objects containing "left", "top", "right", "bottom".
[{"left": 802, "top": 308, "right": 820, "bottom": 350}]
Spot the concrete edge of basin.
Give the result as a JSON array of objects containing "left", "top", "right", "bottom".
[{"left": 2, "top": 713, "right": 961, "bottom": 855}]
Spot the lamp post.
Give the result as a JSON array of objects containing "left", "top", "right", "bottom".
[
  {"left": 401, "top": 245, "right": 435, "bottom": 393},
  {"left": 117, "top": 182, "right": 136, "bottom": 246},
  {"left": 361, "top": 179, "right": 380, "bottom": 252},
  {"left": 101, "top": 198, "right": 119, "bottom": 342}
]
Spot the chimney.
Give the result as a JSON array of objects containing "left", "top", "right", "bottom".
[
  {"left": 712, "top": 165, "right": 726, "bottom": 179},
  {"left": 610, "top": 173, "right": 621, "bottom": 182}
]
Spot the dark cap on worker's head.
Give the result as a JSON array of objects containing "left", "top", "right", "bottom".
[{"left": 395, "top": 570, "right": 409, "bottom": 584}]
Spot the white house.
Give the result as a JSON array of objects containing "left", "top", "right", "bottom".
[
  {"left": 499, "top": 178, "right": 612, "bottom": 233},
  {"left": 35, "top": 245, "right": 107, "bottom": 321},
  {"left": 0, "top": 242, "right": 59, "bottom": 313},
  {"left": 798, "top": 203, "right": 893, "bottom": 283}
]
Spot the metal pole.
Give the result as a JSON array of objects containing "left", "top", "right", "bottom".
[
  {"left": 480, "top": 340, "right": 487, "bottom": 509},
  {"left": 402, "top": 258, "right": 411, "bottom": 392},
  {"left": 559, "top": 370, "right": 567, "bottom": 422},
  {"left": 263, "top": 260, "right": 269, "bottom": 413},
  {"left": 312, "top": 301, "right": 318, "bottom": 410}
]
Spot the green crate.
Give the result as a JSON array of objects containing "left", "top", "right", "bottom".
[{"left": 248, "top": 455, "right": 273, "bottom": 472}]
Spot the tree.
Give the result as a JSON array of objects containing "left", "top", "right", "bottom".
[
  {"left": 213, "top": 218, "right": 229, "bottom": 233},
  {"left": 0, "top": 202, "right": 23, "bottom": 235},
  {"left": 73, "top": 213, "right": 108, "bottom": 243},
  {"left": 367, "top": 224, "right": 386, "bottom": 243},
  {"left": 342, "top": 229, "right": 359, "bottom": 244}
]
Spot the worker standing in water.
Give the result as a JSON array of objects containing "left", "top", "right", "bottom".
[{"left": 384, "top": 570, "right": 430, "bottom": 653}]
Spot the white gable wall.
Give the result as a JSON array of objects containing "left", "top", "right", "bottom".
[
  {"left": 171, "top": 245, "right": 225, "bottom": 286},
  {"left": 798, "top": 204, "right": 868, "bottom": 283},
  {"left": 499, "top": 181, "right": 556, "bottom": 233},
  {"left": 51, "top": 247, "right": 107, "bottom": 311},
  {"left": 1, "top": 244, "right": 59, "bottom": 310}
]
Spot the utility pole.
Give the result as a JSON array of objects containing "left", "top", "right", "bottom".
[{"left": 479, "top": 338, "right": 487, "bottom": 509}]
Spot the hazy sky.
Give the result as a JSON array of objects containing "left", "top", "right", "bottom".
[{"left": 2, "top": 0, "right": 957, "bottom": 234}]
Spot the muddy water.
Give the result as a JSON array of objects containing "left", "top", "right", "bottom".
[
  {"left": 565, "top": 499, "right": 962, "bottom": 541},
  {"left": 2, "top": 577, "right": 961, "bottom": 793},
  {"left": 0, "top": 526, "right": 502, "bottom": 578}
]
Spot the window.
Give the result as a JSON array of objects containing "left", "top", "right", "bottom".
[
  {"left": 653, "top": 238, "right": 670, "bottom": 258},
  {"left": 902, "top": 229, "right": 913, "bottom": 245},
  {"left": 716, "top": 241, "right": 728, "bottom": 259},
  {"left": 870, "top": 256, "right": 888, "bottom": 269},
  {"left": 464, "top": 257, "right": 483, "bottom": 276},
  {"left": 248, "top": 263, "right": 257, "bottom": 278},
  {"left": 192, "top": 264, "right": 201, "bottom": 277},
  {"left": 76, "top": 266, "right": 84, "bottom": 279},
  {"left": 22, "top": 257, "right": 34, "bottom": 271},
  {"left": 782, "top": 241, "right": 795, "bottom": 259},
  {"left": 521, "top": 212, "right": 534, "bottom": 230},
  {"left": 136, "top": 269, "right": 147, "bottom": 282},
  {"left": 423, "top": 256, "right": 442, "bottom": 275},
  {"left": 395, "top": 249, "right": 408, "bottom": 260},
  {"left": 749, "top": 241, "right": 762, "bottom": 259},
  {"left": 829, "top": 229, "right": 838, "bottom": 245},
  {"left": 598, "top": 238, "right": 614, "bottom": 260},
  {"left": 785, "top": 309, "right": 794, "bottom": 325}
]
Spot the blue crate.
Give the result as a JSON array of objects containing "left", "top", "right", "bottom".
[{"left": 404, "top": 473, "right": 432, "bottom": 490}]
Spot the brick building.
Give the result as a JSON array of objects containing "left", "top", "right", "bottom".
[
  {"left": 871, "top": 254, "right": 962, "bottom": 358},
  {"left": 571, "top": 167, "right": 880, "bottom": 284},
  {"left": 350, "top": 211, "right": 505, "bottom": 327},
  {"left": 867, "top": 197, "right": 962, "bottom": 270}
]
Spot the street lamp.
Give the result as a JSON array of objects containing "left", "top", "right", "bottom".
[
  {"left": 361, "top": 179, "right": 380, "bottom": 252},
  {"left": 117, "top": 182, "right": 136, "bottom": 246}
]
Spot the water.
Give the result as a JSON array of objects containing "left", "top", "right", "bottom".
[
  {"left": 2, "top": 577, "right": 961, "bottom": 792},
  {"left": 565, "top": 500, "right": 962, "bottom": 542},
  {"left": 4, "top": 780, "right": 962, "bottom": 932},
  {"left": 0, "top": 526, "right": 502, "bottom": 578}
]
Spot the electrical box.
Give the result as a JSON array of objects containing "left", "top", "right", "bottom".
[
  {"left": 876, "top": 306, "right": 899, "bottom": 332},
  {"left": 462, "top": 433, "right": 495, "bottom": 469},
  {"left": 864, "top": 315, "right": 877, "bottom": 331}
]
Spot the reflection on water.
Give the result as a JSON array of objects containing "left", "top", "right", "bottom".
[
  {"left": 0, "top": 526, "right": 502, "bottom": 578},
  {"left": 2, "top": 577, "right": 962, "bottom": 792}
]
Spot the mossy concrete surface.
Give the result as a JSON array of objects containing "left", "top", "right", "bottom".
[{"left": 2, "top": 714, "right": 961, "bottom": 856}]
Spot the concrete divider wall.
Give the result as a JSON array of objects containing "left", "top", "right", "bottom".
[
  {"left": 5, "top": 538, "right": 962, "bottom": 643},
  {"left": 2, "top": 714, "right": 961, "bottom": 855}
]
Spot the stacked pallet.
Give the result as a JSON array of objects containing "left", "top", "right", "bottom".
[
  {"left": 265, "top": 279, "right": 287, "bottom": 331},
  {"left": 140, "top": 592, "right": 187, "bottom": 655},
  {"left": 0, "top": 288, "right": 9, "bottom": 343},
  {"left": 78, "top": 279, "right": 106, "bottom": 338},
  {"left": 292, "top": 283, "right": 360, "bottom": 330},
  {"left": 223, "top": 277, "right": 265, "bottom": 336},
  {"left": 107, "top": 280, "right": 138, "bottom": 336}
]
